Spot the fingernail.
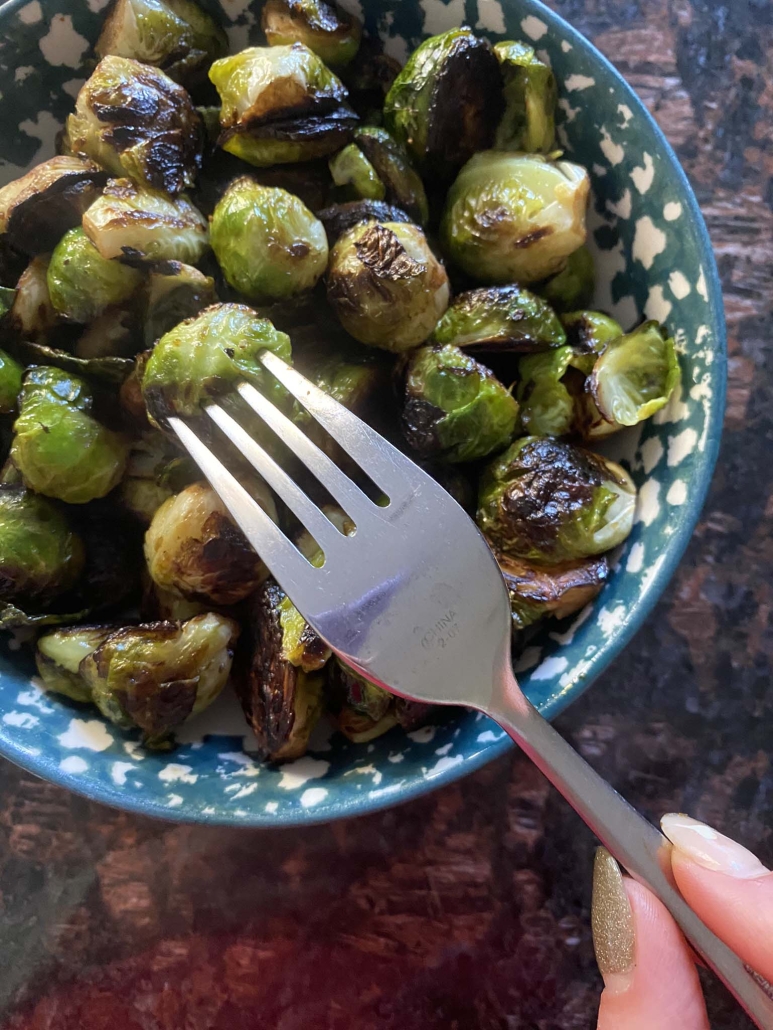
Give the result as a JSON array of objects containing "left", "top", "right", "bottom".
[
  {"left": 592, "top": 847, "right": 635, "bottom": 995},
  {"left": 661, "top": 813, "right": 770, "bottom": 879}
]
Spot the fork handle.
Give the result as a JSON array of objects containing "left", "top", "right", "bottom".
[{"left": 488, "top": 680, "right": 773, "bottom": 1028}]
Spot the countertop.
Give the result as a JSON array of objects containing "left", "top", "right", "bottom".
[{"left": 1, "top": 1, "right": 771, "bottom": 1027}]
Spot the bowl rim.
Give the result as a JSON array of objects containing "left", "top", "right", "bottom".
[{"left": 0, "top": 0, "right": 726, "bottom": 827}]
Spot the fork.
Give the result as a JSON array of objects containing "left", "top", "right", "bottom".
[{"left": 171, "top": 350, "right": 773, "bottom": 1028}]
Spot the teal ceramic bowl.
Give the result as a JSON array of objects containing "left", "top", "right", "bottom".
[{"left": 0, "top": 0, "right": 725, "bottom": 825}]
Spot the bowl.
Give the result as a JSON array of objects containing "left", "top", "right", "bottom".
[{"left": 0, "top": 0, "right": 725, "bottom": 826}]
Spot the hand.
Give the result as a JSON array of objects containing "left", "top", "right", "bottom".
[{"left": 592, "top": 814, "right": 773, "bottom": 1029}]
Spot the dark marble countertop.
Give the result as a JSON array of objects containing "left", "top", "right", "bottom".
[{"left": 1, "top": 1, "right": 771, "bottom": 1028}]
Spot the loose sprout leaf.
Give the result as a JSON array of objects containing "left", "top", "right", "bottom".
[
  {"left": 431, "top": 284, "right": 566, "bottom": 353},
  {"left": 494, "top": 41, "right": 557, "bottom": 154},
  {"left": 591, "top": 320, "right": 680, "bottom": 427},
  {"left": 353, "top": 127, "right": 429, "bottom": 225},
  {"left": 516, "top": 346, "right": 575, "bottom": 437},
  {"left": 48, "top": 228, "right": 144, "bottom": 324},
  {"left": 9, "top": 257, "right": 58, "bottom": 342},
  {"left": 10, "top": 340, "right": 134, "bottom": 386},
  {"left": 329, "top": 143, "right": 386, "bottom": 200},
  {"left": 0, "top": 602, "right": 91, "bottom": 631},
  {"left": 261, "top": 0, "right": 361, "bottom": 69}
]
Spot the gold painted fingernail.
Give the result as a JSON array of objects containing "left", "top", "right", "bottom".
[{"left": 592, "top": 847, "right": 636, "bottom": 995}]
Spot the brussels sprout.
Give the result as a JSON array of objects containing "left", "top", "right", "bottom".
[
  {"left": 237, "top": 579, "right": 326, "bottom": 761},
  {"left": 118, "top": 431, "right": 180, "bottom": 523},
  {"left": 327, "top": 656, "right": 398, "bottom": 742},
  {"left": 144, "top": 479, "right": 277, "bottom": 604},
  {"left": 83, "top": 179, "right": 209, "bottom": 265},
  {"left": 316, "top": 199, "right": 411, "bottom": 245},
  {"left": 339, "top": 36, "right": 402, "bottom": 120},
  {"left": 516, "top": 346, "right": 576, "bottom": 437},
  {"left": 329, "top": 143, "right": 385, "bottom": 201},
  {"left": 327, "top": 221, "right": 450, "bottom": 352},
  {"left": 80, "top": 613, "right": 240, "bottom": 743},
  {"left": 332, "top": 127, "right": 429, "bottom": 225},
  {"left": 143, "top": 579, "right": 208, "bottom": 621},
  {"left": 47, "top": 228, "right": 144, "bottom": 324},
  {"left": 11, "top": 367, "right": 129, "bottom": 505},
  {"left": 219, "top": 109, "right": 357, "bottom": 168},
  {"left": 66, "top": 56, "right": 204, "bottom": 194},
  {"left": 141, "top": 303, "right": 292, "bottom": 423},
  {"left": 36, "top": 626, "right": 112, "bottom": 702},
  {"left": 384, "top": 27, "right": 504, "bottom": 181},
  {"left": 537, "top": 245, "right": 595, "bottom": 312},
  {"left": 0, "top": 157, "right": 107, "bottom": 256},
  {"left": 11, "top": 339, "right": 134, "bottom": 386},
  {"left": 0, "top": 351, "right": 23, "bottom": 414},
  {"left": 95, "top": 0, "right": 228, "bottom": 87},
  {"left": 561, "top": 309, "right": 623, "bottom": 362},
  {"left": 477, "top": 436, "right": 636, "bottom": 564},
  {"left": 440, "top": 151, "right": 590, "bottom": 284},
  {"left": 400, "top": 344, "right": 518, "bottom": 463},
  {"left": 0, "top": 486, "right": 85, "bottom": 608},
  {"left": 590, "top": 320, "right": 680, "bottom": 428},
  {"left": 494, "top": 551, "right": 609, "bottom": 631},
  {"left": 493, "top": 41, "right": 556, "bottom": 154},
  {"left": 430, "top": 284, "right": 566, "bottom": 354},
  {"left": 9, "top": 257, "right": 58, "bottom": 341},
  {"left": 261, "top": 0, "right": 361, "bottom": 68},
  {"left": 143, "top": 261, "right": 217, "bottom": 347},
  {"left": 210, "top": 178, "right": 328, "bottom": 301}
]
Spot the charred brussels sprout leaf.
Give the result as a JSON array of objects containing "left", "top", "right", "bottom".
[
  {"left": 0, "top": 157, "right": 107, "bottom": 256},
  {"left": 9, "top": 257, "right": 58, "bottom": 341},
  {"left": 495, "top": 550, "right": 609, "bottom": 630},
  {"left": 493, "top": 41, "right": 556, "bottom": 154},
  {"left": 10, "top": 339, "right": 134, "bottom": 386},
  {"left": 327, "top": 221, "right": 450, "bottom": 352},
  {"left": 0, "top": 486, "right": 85, "bottom": 607},
  {"left": 537, "top": 245, "right": 595, "bottom": 312},
  {"left": 80, "top": 613, "right": 240, "bottom": 743},
  {"left": 561, "top": 309, "right": 623, "bottom": 358},
  {"left": 143, "top": 261, "right": 217, "bottom": 347},
  {"left": 441, "top": 151, "right": 590, "bottom": 284},
  {"left": 430, "top": 284, "right": 566, "bottom": 354},
  {"left": 48, "top": 228, "right": 144, "bottom": 324},
  {"left": 36, "top": 626, "right": 112, "bottom": 702},
  {"left": 66, "top": 56, "right": 204, "bottom": 195},
  {"left": 11, "top": 367, "right": 129, "bottom": 504},
  {"left": 210, "top": 178, "right": 328, "bottom": 301},
  {"left": 261, "top": 0, "right": 361, "bottom": 68},
  {"left": 384, "top": 27, "right": 504, "bottom": 182},
  {"left": 477, "top": 436, "right": 636, "bottom": 564},
  {"left": 328, "top": 143, "right": 385, "bottom": 200},
  {"left": 141, "top": 303, "right": 292, "bottom": 423},
  {"left": 83, "top": 179, "right": 209, "bottom": 264},
  {"left": 219, "top": 108, "right": 357, "bottom": 168},
  {"left": 343, "top": 127, "right": 429, "bottom": 225},
  {"left": 0, "top": 351, "right": 23, "bottom": 414},
  {"left": 590, "top": 320, "right": 680, "bottom": 427},
  {"left": 401, "top": 343, "right": 518, "bottom": 463},
  {"left": 144, "top": 479, "right": 277, "bottom": 604},
  {"left": 516, "top": 347, "right": 576, "bottom": 437},
  {"left": 95, "top": 0, "right": 228, "bottom": 87},
  {"left": 316, "top": 199, "right": 411, "bottom": 245}
]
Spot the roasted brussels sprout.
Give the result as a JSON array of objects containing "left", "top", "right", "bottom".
[
  {"left": 144, "top": 479, "right": 277, "bottom": 604},
  {"left": 80, "top": 613, "right": 240, "bottom": 743},
  {"left": 47, "top": 228, "right": 144, "bottom": 324},
  {"left": 384, "top": 27, "right": 504, "bottom": 181},
  {"left": 327, "top": 221, "right": 450, "bottom": 352},
  {"left": 9, "top": 257, "right": 58, "bottom": 341},
  {"left": 493, "top": 41, "right": 556, "bottom": 154},
  {"left": 561, "top": 309, "right": 623, "bottom": 359},
  {"left": 441, "top": 151, "right": 590, "bottom": 284},
  {"left": 143, "top": 579, "right": 208, "bottom": 621},
  {"left": 82, "top": 179, "right": 209, "bottom": 264},
  {"left": 430, "top": 284, "right": 566, "bottom": 354},
  {"left": 331, "top": 127, "right": 429, "bottom": 225},
  {"left": 76, "top": 307, "right": 139, "bottom": 360},
  {"left": 95, "top": 0, "right": 228, "bottom": 87},
  {"left": 328, "top": 656, "right": 398, "bottom": 742},
  {"left": 537, "top": 245, "right": 595, "bottom": 312},
  {"left": 143, "top": 261, "right": 217, "bottom": 347},
  {"left": 0, "top": 157, "right": 107, "bottom": 256},
  {"left": 66, "top": 56, "right": 204, "bottom": 194},
  {"left": 495, "top": 550, "right": 609, "bottom": 630},
  {"left": 141, "top": 303, "right": 291, "bottom": 423},
  {"left": 36, "top": 626, "right": 112, "bottom": 702},
  {"left": 590, "top": 320, "right": 679, "bottom": 428},
  {"left": 401, "top": 343, "right": 518, "bottom": 463},
  {"left": 477, "top": 436, "right": 636, "bottom": 564},
  {"left": 329, "top": 143, "right": 384, "bottom": 201},
  {"left": 220, "top": 108, "right": 357, "bottom": 168},
  {"left": 210, "top": 178, "right": 328, "bottom": 301},
  {"left": 316, "top": 199, "right": 411, "bottom": 245},
  {"left": 516, "top": 346, "right": 577, "bottom": 437},
  {"left": 261, "top": 0, "right": 361, "bottom": 68},
  {"left": 11, "top": 367, "right": 129, "bottom": 504},
  {"left": 118, "top": 431, "right": 181, "bottom": 523},
  {"left": 339, "top": 35, "right": 401, "bottom": 120},
  {"left": 0, "top": 351, "right": 23, "bottom": 414},
  {"left": 0, "top": 486, "right": 85, "bottom": 607}
]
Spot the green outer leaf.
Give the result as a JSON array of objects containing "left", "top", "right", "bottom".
[
  {"left": 430, "top": 284, "right": 566, "bottom": 351},
  {"left": 493, "top": 40, "right": 557, "bottom": 154},
  {"left": 47, "top": 228, "right": 143, "bottom": 324},
  {"left": 0, "top": 603, "right": 91, "bottom": 631},
  {"left": 353, "top": 126, "right": 429, "bottom": 225},
  {"left": 516, "top": 346, "right": 574, "bottom": 436},
  {"left": 329, "top": 143, "right": 385, "bottom": 200},
  {"left": 591, "top": 320, "right": 680, "bottom": 426},
  {"left": 0, "top": 349, "right": 23, "bottom": 413},
  {"left": 11, "top": 339, "right": 134, "bottom": 385}
]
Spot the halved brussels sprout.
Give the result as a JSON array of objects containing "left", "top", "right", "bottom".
[
  {"left": 440, "top": 151, "right": 590, "bottom": 284},
  {"left": 80, "top": 613, "right": 240, "bottom": 744},
  {"left": 477, "top": 436, "right": 636, "bottom": 564},
  {"left": 561, "top": 310, "right": 623, "bottom": 359},
  {"left": 141, "top": 303, "right": 292, "bottom": 423},
  {"left": 66, "top": 56, "right": 204, "bottom": 194},
  {"left": 9, "top": 257, "right": 58, "bottom": 341},
  {"left": 494, "top": 41, "right": 556, "bottom": 154},
  {"left": 210, "top": 178, "right": 328, "bottom": 301},
  {"left": 261, "top": 0, "right": 361, "bottom": 68},
  {"left": 316, "top": 199, "right": 411, "bottom": 245},
  {"left": 0, "top": 351, "right": 23, "bottom": 414},
  {"left": 143, "top": 261, "right": 217, "bottom": 347},
  {"left": 494, "top": 550, "right": 609, "bottom": 630},
  {"left": 76, "top": 307, "right": 139, "bottom": 359},
  {"left": 384, "top": 27, "right": 504, "bottom": 181},
  {"left": 0, "top": 157, "right": 107, "bottom": 256},
  {"left": 36, "top": 626, "right": 112, "bottom": 702},
  {"left": 11, "top": 367, "right": 129, "bottom": 504},
  {"left": 590, "top": 320, "right": 680, "bottom": 427},
  {"left": 332, "top": 127, "right": 429, "bottom": 225},
  {"left": 82, "top": 179, "right": 209, "bottom": 264},
  {"left": 95, "top": 0, "right": 228, "bottom": 87},
  {"left": 0, "top": 486, "right": 85, "bottom": 607},
  {"left": 329, "top": 143, "right": 385, "bottom": 200},
  {"left": 401, "top": 343, "right": 518, "bottom": 463},
  {"left": 237, "top": 579, "right": 326, "bottom": 761},
  {"left": 430, "top": 284, "right": 566, "bottom": 354},
  {"left": 327, "top": 221, "right": 450, "bottom": 352},
  {"left": 144, "top": 479, "right": 277, "bottom": 604},
  {"left": 48, "top": 228, "right": 144, "bottom": 324},
  {"left": 516, "top": 346, "right": 576, "bottom": 437},
  {"left": 537, "top": 245, "right": 595, "bottom": 312}
]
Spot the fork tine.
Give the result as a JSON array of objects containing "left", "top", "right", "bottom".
[
  {"left": 258, "top": 350, "right": 419, "bottom": 500},
  {"left": 203, "top": 402, "right": 350, "bottom": 556}
]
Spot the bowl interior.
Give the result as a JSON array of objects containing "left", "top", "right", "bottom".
[{"left": 0, "top": 0, "right": 725, "bottom": 825}]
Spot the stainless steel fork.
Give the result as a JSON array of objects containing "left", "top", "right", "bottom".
[{"left": 172, "top": 350, "right": 773, "bottom": 1028}]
